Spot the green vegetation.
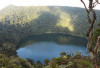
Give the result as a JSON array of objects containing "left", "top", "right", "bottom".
[
  {"left": 0, "top": 51, "right": 97, "bottom": 68},
  {"left": 0, "top": 42, "right": 17, "bottom": 56},
  {"left": 0, "top": 5, "right": 100, "bottom": 44},
  {"left": 0, "top": 54, "right": 32, "bottom": 68}
]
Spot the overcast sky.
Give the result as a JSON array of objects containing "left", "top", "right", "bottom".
[{"left": 0, "top": 0, "right": 100, "bottom": 10}]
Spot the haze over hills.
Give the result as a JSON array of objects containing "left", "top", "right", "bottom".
[{"left": 0, "top": 5, "right": 100, "bottom": 43}]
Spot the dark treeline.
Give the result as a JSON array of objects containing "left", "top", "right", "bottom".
[{"left": 19, "top": 33, "right": 87, "bottom": 48}]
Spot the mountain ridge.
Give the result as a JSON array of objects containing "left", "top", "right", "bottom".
[{"left": 0, "top": 5, "right": 100, "bottom": 43}]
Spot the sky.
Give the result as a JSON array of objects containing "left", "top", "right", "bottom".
[{"left": 0, "top": 0, "right": 100, "bottom": 10}]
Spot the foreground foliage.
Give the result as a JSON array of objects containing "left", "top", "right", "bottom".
[
  {"left": 0, "top": 54, "right": 32, "bottom": 68},
  {"left": 1, "top": 49, "right": 100, "bottom": 68}
]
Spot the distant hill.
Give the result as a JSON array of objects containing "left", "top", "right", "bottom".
[{"left": 0, "top": 5, "right": 100, "bottom": 43}]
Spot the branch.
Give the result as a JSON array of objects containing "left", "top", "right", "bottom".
[
  {"left": 89, "top": 0, "right": 93, "bottom": 10},
  {"left": 80, "top": 0, "right": 89, "bottom": 12},
  {"left": 94, "top": 36, "right": 100, "bottom": 52},
  {"left": 87, "top": 12, "right": 92, "bottom": 24},
  {"left": 95, "top": 0, "right": 100, "bottom": 4},
  {"left": 93, "top": 2, "right": 98, "bottom": 8},
  {"left": 91, "top": 9, "right": 96, "bottom": 23}
]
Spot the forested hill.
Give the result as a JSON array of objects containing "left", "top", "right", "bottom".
[{"left": 0, "top": 5, "right": 100, "bottom": 43}]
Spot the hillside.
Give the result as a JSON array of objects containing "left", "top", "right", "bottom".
[{"left": 0, "top": 5, "right": 100, "bottom": 44}]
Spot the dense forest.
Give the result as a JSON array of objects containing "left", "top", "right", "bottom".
[{"left": 0, "top": 5, "right": 100, "bottom": 44}]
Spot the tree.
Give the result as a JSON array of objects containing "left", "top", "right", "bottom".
[
  {"left": 80, "top": 0, "right": 100, "bottom": 68},
  {"left": 44, "top": 59, "right": 49, "bottom": 65},
  {"left": 60, "top": 52, "right": 66, "bottom": 57}
]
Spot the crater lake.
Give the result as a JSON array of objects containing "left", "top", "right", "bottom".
[{"left": 17, "top": 33, "right": 88, "bottom": 63}]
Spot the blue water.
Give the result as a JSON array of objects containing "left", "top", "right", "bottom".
[{"left": 17, "top": 33, "right": 88, "bottom": 63}]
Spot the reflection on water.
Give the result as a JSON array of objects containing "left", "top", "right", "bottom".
[{"left": 17, "top": 33, "right": 88, "bottom": 63}]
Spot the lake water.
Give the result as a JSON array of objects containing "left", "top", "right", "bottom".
[{"left": 17, "top": 33, "right": 88, "bottom": 63}]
